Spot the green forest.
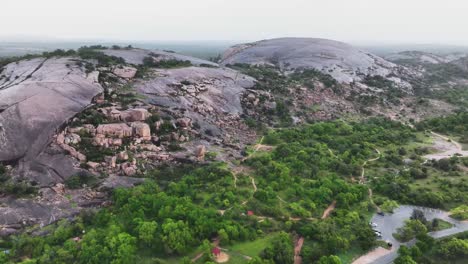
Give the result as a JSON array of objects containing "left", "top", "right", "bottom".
[{"left": 1, "top": 115, "right": 467, "bottom": 264}]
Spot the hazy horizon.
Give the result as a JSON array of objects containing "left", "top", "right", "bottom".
[{"left": 2, "top": 0, "right": 468, "bottom": 46}]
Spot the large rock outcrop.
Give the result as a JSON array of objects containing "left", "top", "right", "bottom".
[
  {"left": 220, "top": 38, "right": 411, "bottom": 84},
  {"left": 385, "top": 51, "right": 466, "bottom": 65},
  {"left": 103, "top": 48, "right": 218, "bottom": 67},
  {"left": 0, "top": 57, "right": 102, "bottom": 186},
  {"left": 134, "top": 66, "right": 256, "bottom": 141}
]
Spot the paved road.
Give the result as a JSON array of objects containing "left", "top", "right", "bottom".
[{"left": 367, "top": 205, "right": 468, "bottom": 264}]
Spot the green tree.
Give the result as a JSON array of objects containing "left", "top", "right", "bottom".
[
  {"left": 108, "top": 232, "right": 137, "bottom": 264},
  {"left": 394, "top": 255, "right": 417, "bottom": 264},
  {"left": 161, "top": 219, "right": 193, "bottom": 254},
  {"left": 381, "top": 200, "right": 399, "bottom": 213},
  {"left": 0, "top": 252, "right": 7, "bottom": 264},
  {"left": 355, "top": 225, "right": 376, "bottom": 250},
  {"left": 137, "top": 221, "right": 158, "bottom": 245},
  {"left": 261, "top": 232, "right": 294, "bottom": 264},
  {"left": 436, "top": 238, "right": 468, "bottom": 259},
  {"left": 317, "top": 255, "right": 342, "bottom": 264},
  {"left": 395, "top": 220, "right": 427, "bottom": 242},
  {"left": 218, "top": 229, "right": 230, "bottom": 245}
]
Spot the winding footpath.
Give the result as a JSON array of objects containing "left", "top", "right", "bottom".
[{"left": 360, "top": 149, "right": 381, "bottom": 184}]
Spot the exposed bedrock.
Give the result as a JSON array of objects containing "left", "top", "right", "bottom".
[{"left": 0, "top": 57, "right": 103, "bottom": 186}]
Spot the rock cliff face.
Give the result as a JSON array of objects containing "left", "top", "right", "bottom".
[
  {"left": 221, "top": 37, "right": 411, "bottom": 85},
  {"left": 0, "top": 57, "right": 102, "bottom": 186}
]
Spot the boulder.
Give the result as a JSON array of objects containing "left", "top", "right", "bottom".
[
  {"left": 93, "top": 135, "right": 123, "bottom": 147},
  {"left": 51, "top": 183, "right": 66, "bottom": 196},
  {"left": 156, "top": 154, "right": 171, "bottom": 161},
  {"left": 93, "top": 134, "right": 107, "bottom": 146},
  {"left": 177, "top": 117, "right": 192, "bottom": 128},
  {"left": 87, "top": 161, "right": 100, "bottom": 170},
  {"left": 112, "top": 66, "right": 138, "bottom": 79},
  {"left": 56, "top": 132, "right": 65, "bottom": 145},
  {"left": 96, "top": 123, "right": 133, "bottom": 138},
  {"left": 195, "top": 145, "right": 206, "bottom": 161},
  {"left": 68, "top": 127, "right": 84, "bottom": 134},
  {"left": 118, "top": 151, "right": 129, "bottom": 161},
  {"left": 139, "top": 144, "right": 161, "bottom": 152},
  {"left": 61, "top": 144, "right": 86, "bottom": 162},
  {"left": 121, "top": 109, "right": 151, "bottom": 122},
  {"left": 109, "top": 109, "right": 122, "bottom": 121},
  {"left": 105, "top": 156, "right": 117, "bottom": 168},
  {"left": 131, "top": 122, "right": 151, "bottom": 140},
  {"left": 64, "top": 133, "right": 81, "bottom": 145},
  {"left": 109, "top": 138, "right": 123, "bottom": 146},
  {"left": 123, "top": 166, "right": 137, "bottom": 176},
  {"left": 83, "top": 124, "right": 96, "bottom": 135},
  {"left": 93, "top": 93, "right": 105, "bottom": 104}
]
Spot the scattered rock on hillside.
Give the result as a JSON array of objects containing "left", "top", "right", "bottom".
[{"left": 112, "top": 65, "right": 138, "bottom": 79}]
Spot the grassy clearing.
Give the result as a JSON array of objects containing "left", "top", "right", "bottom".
[
  {"left": 224, "top": 253, "right": 250, "bottom": 264},
  {"left": 432, "top": 218, "right": 453, "bottom": 231},
  {"left": 227, "top": 232, "right": 278, "bottom": 258}
]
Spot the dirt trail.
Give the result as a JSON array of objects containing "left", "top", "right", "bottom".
[
  {"left": 360, "top": 149, "right": 381, "bottom": 213},
  {"left": 277, "top": 195, "right": 287, "bottom": 203},
  {"left": 191, "top": 252, "right": 204, "bottom": 263},
  {"left": 250, "top": 176, "right": 257, "bottom": 192},
  {"left": 231, "top": 166, "right": 253, "bottom": 188},
  {"left": 424, "top": 132, "right": 468, "bottom": 160},
  {"left": 321, "top": 200, "right": 337, "bottom": 219},
  {"left": 432, "top": 132, "right": 463, "bottom": 150},
  {"left": 294, "top": 236, "right": 305, "bottom": 264},
  {"left": 360, "top": 149, "right": 381, "bottom": 184}
]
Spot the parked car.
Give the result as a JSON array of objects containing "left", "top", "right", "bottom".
[
  {"left": 370, "top": 222, "right": 378, "bottom": 227},
  {"left": 377, "top": 211, "right": 385, "bottom": 216}
]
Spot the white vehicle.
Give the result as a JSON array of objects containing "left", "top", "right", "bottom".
[
  {"left": 374, "top": 231, "right": 382, "bottom": 237},
  {"left": 370, "top": 222, "right": 378, "bottom": 228}
]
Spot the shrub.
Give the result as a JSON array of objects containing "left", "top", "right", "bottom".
[
  {"left": 450, "top": 205, "right": 468, "bottom": 220},
  {"left": 65, "top": 174, "right": 98, "bottom": 189},
  {"left": 142, "top": 57, "right": 192, "bottom": 68}
]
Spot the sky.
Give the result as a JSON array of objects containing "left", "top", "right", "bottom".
[{"left": 1, "top": 0, "right": 468, "bottom": 45}]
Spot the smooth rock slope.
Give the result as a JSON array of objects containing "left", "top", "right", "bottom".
[
  {"left": 221, "top": 38, "right": 406, "bottom": 83},
  {"left": 0, "top": 57, "right": 102, "bottom": 185}
]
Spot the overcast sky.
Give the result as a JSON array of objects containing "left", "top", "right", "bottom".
[{"left": 1, "top": 0, "right": 468, "bottom": 45}]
